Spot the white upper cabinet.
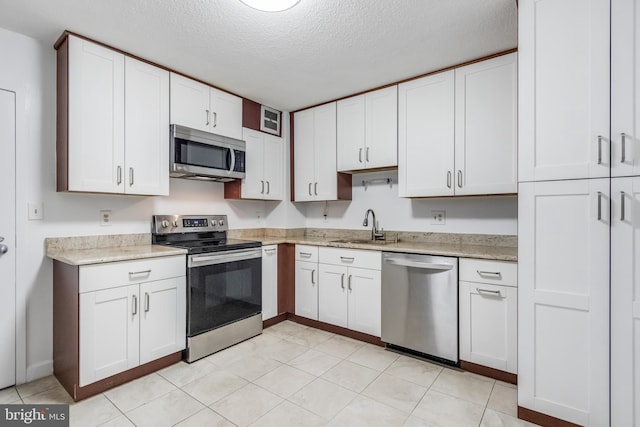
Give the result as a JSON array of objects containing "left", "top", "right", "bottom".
[
  {"left": 612, "top": 0, "right": 640, "bottom": 177},
  {"left": 240, "top": 128, "right": 283, "bottom": 200},
  {"left": 64, "top": 36, "right": 169, "bottom": 195},
  {"left": 67, "top": 36, "right": 125, "bottom": 194},
  {"left": 398, "top": 70, "right": 455, "bottom": 197},
  {"left": 454, "top": 53, "right": 517, "bottom": 195},
  {"left": 293, "top": 102, "right": 339, "bottom": 201},
  {"left": 124, "top": 57, "right": 170, "bottom": 196},
  {"left": 169, "top": 73, "right": 242, "bottom": 140},
  {"left": 519, "top": 0, "right": 610, "bottom": 182},
  {"left": 337, "top": 86, "right": 398, "bottom": 171}
]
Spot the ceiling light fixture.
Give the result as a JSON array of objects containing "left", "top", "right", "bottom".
[{"left": 239, "top": 0, "right": 300, "bottom": 12}]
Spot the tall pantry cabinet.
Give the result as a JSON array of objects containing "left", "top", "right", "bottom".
[{"left": 520, "top": 0, "right": 640, "bottom": 426}]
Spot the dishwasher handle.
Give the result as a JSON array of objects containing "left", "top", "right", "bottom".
[{"left": 385, "top": 258, "right": 454, "bottom": 271}]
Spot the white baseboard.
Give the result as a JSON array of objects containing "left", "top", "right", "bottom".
[{"left": 25, "top": 360, "right": 53, "bottom": 383}]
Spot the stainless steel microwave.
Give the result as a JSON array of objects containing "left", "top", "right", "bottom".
[{"left": 170, "top": 124, "right": 246, "bottom": 182}]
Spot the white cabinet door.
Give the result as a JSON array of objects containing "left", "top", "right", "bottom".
[
  {"left": 169, "top": 73, "right": 210, "bottom": 132},
  {"left": 294, "top": 109, "right": 316, "bottom": 201},
  {"left": 295, "top": 260, "right": 318, "bottom": 320},
  {"left": 347, "top": 267, "right": 381, "bottom": 337},
  {"left": 262, "top": 245, "right": 278, "bottom": 321},
  {"left": 612, "top": 0, "right": 640, "bottom": 177},
  {"left": 313, "top": 102, "right": 338, "bottom": 200},
  {"left": 242, "top": 128, "right": 266, "bottom": 199},
  {"left": 454, "top": 53, "right": 517, "bottom": 195},
  {"left": 67, "top": 36, "right": 125, "bottom": 193},
  {"left": 398, "top": 71, "right": 455, "bottom": 197},
  {"left": 79, "top": 285, "right": 139, "bottom": 386},
  {"left": 318, "top": 263, "right": 349, "bottom": 328},
  {"left": 611, "top": 176, "right": 640, "bottom": 426},
  {"left": 210, "top": 87, "right": 242, "bottom": 140},
  {"left": 124, "top": 57, "right": 170, "bottom": 196},
  {"left": 519, "top": 0, "right": 610, "bottom": 182},
  {"left": 337, "top": 95, "right": 365, "bottom": 171},
  {"left": 459, "top": 282, "right": 517, "bottom": 373},
  {"left": 518, "top": 179, "right": 609, "bottom": 426},
  {"left": 263, "top": 133, "right": 284, "bottom": 200},
  {"left": 365, "top": 85, "right": 398, "bottom": 169},
  {"left": 139, "top": 278, "right": 186, "bottom": 365}
]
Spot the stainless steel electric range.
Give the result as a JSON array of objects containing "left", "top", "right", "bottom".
[{"left": 152, "top": 214, "right": 262, "bottom": 362}]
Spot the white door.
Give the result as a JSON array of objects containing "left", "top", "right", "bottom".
[
  {"left": 169, "top": 73, "right": 209, "bottom": 132},
  {"left": 0, "top": 89, "right": 16, "bottom": 389},
  {"left": 294, "top": 260, "right": 318, "bottom": 320},
  {"left": 293, "top": 109, "right": 316, "bottom": 201},
  {"left": 124, "top": 57, "right": 169, "bottom": 196},
  {"left": 518, "top": 179, "right": 610, "bottom": 426},
  {"left": 347, "top": 267, "right": 381, "bottom": 336},
  {"left": 337, "top": 94, "right": 365, "bottom": 172},
  {"left": 611, "top": 176, "right": 640, "bottom": 426},
  {"left": 612, "top": 0, "right": 640, "bottom": 177},
  {"left": 318, "top": 264, "right": 348, "bottom": 328},
  {"left": 263, "top": 134, "right": 284, "bottom": 201},
  {"left": 398, "top": 70, "right": 455, "bottom": 197},
  {"left": 365, "top": 85, "right": 398, "bottom": 169},
  {"left": 454, "top": 53, "right": 517, "bottom": 195},
  {"left": 209, "top": 87, "right": 243, "bottom": 140},
  {"left": 313, "top": 102, "right": 337, "bottom": 201},
  {"left": 261, "top": 245, "right": 278, "bottom": 321},
  {"left": 518, "top": 0, "right": 610, "bottom": 182}
]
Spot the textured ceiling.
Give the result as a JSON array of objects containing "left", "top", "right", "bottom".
[{"left": 0, "top": 0, "right": 517, "bottom": 112}]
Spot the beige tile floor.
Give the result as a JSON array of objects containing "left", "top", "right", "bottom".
[{"left": 1, "top": 321, "right": 541, "bottom": 427}]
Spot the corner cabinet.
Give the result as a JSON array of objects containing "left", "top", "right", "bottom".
[
  {"left": 56, "top": 34, "right": 169, "bottom": 195},
  {"left": 53, "top": 255, "right": 186, "bottom": 401},
  {"left": 337, "top": 86, "right": 398, "bottom": 172},
  {"left": 398, "top": 53, "right": 517, "bottom": 197},
  {"left": 293, "top": 103, "right": 352, "bottom": 201},
  {"left": 169, "top": 73, "right": 242, "bottom": 140}
]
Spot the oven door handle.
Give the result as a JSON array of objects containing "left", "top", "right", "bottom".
[{"left": 189, "top": 249, "right": 262, "bottom": 267}]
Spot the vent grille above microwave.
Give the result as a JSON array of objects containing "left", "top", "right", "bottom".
[{"left": 260, "top": 105, "right": 281, "bottom": 136}]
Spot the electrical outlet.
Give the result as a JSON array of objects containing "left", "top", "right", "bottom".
[
  {"left": 28, "top": 202, "right": 44, "bottom": 220},
  {"left": 100, "top": 210, "right": 112, "bottom": 226},
  {"left": 256, "top": 210, "right": 263, "bottom": 223},
  {"left": 431, "top": 210, "right": 446, "bottom": 225}
]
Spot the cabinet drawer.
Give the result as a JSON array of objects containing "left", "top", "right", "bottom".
[
  {"left": 319, "top": 247, "right": 381, "bottom": 270},
  {"left": 79, "top": 255, "right": 185, "bottom": 293},
  {"left": 295, "top": 245, "right": 318, "bottom": 262},
  {"left": 459, "top": 258, "right": 517, "bottom": 287}
]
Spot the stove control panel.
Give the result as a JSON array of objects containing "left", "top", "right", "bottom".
[{"left": 152, "top": 214, "right": 229, "bottom": 234}]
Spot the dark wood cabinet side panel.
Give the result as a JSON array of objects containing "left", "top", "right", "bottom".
[
  {"left": 52, "top": 261, "right": 79, "bottom": 399},
  {"left": 223, "top": 180, "right": 242, "bottom": 199},
  {"left": 277, "top": 243, "right": 295, "bottom": 314},
  {"left": 242, "top": 98, "right": 261, "bottom": 132},
  {"left": 56, "top": 38, "right": 69, "bottom": 192},
  {"left": 337, "top": 172, "right": 353, "bottom": 200}
]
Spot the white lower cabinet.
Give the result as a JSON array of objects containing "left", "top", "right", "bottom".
[
  {"left": 262, "top": 245, "right": 278, "bottom": 321},
  {"left": 459, "top": 258, "right": 517, "bottom": 374},
  {"left": 295, "top": 245, "right": 319, "bottom": 320},
  {"left": 318, "top": 248, "right": 381, "bottom": 337},
  {"left": 78, "top": 256, "right": 185, "bottom": 387}
]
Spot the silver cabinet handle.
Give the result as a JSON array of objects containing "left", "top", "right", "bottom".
[
  {"left": 266, "top": 181, "right": 270, "bottom": 194},
  {"left": 206, "top": 109, "right": 210, "bottom": 126},
  {"left": 299, "top": 252, "right": 312, "bottom": 258},
  {"left": 359, "top": 148, "right": 363, "bottom": 163},
  {"left": 144, "top": 292, "right": 150, "bottom": 313},
  {"left": 264, "top": 248, "right": 277, "bottom": 254},
  {"left": 476, "top": 288, "right": 501, "bottom": 297},
  {"left": 621, "top": 191, "right": 626, "bottom": 221},
  {"left": 261, "top": 180, "right": 265, "bottom": 194},
  {"left": 311, "top": 269, "right": 316, "bottom": 285},
  {"left": 597, "top": 136, "right": 603, "bottom": 164},
  {"left": 348, "top": 275, "right": 352, "bottom": 291},
  {"left": 366, "top": 147, "right": 370, "bottom": 162},
  {"left": 341, "top": 273, "right": 345, "bottom": 290},
  {"left": 621, "top": 133, "right": 627, "bottom": 163},
  {"left": 477, "top": 270, "right": 501, "bottom": 278},
  {"left": 340, "top": 256, "right": 355, "bottom": 262},
  {"left": 213, "top": 111, "right": 218, "bottom": 128},
  {"left": 447, "top": 171, "right": 452, "bottom": 189},
  {"left": 129, "top": 168, "right": 134, "bottom": 186},
  {"left": 314, "top": 182, "right": 318, "bottom": 196},
  {"left": 308, "top": 182, "right": 312, "bottom": 196},
  {"left": 597, "top": 191, "right": 603, "bottom": 220},
  {"left": 457, "top": 170, "right": 463, "bottom": 188},
  {"left": 132, "top": 295, "right": 138, "bottom": 315},
  {"left": 117, "top": 166, "right": 122, "bottom": 185},
  {"left": 129, "top": 269, "right": 151, "bottom": 277}
]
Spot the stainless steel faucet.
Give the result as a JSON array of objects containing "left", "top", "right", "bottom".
[{"left": 363, "top": 209, "right": 385, "bottom": 240}]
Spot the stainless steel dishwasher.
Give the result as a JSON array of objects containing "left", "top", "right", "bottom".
[{"left": 381, "top": 252, "right": 458, "bottom": 364}]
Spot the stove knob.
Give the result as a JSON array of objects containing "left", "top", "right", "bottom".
[
  {"left": 218, "top": 219, "right": 225, "bottom": 227},
  {"left": 172, "top": 220, "right": 179, "bottom": 228},
  {"left": 161, "top": 220, "right": 169, "bottom": 228}
]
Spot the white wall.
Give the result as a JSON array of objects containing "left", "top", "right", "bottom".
[{"left": 1, "top": 27, "right": 515, "bottom": 384}]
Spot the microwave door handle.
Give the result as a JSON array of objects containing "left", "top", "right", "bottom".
[{"left": 229, "top": 147, "right": 236, "bottom": 173}]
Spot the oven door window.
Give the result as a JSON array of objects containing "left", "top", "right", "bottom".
[{"left": 188, "top": 257, "right": 262, "bottom": 336}]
